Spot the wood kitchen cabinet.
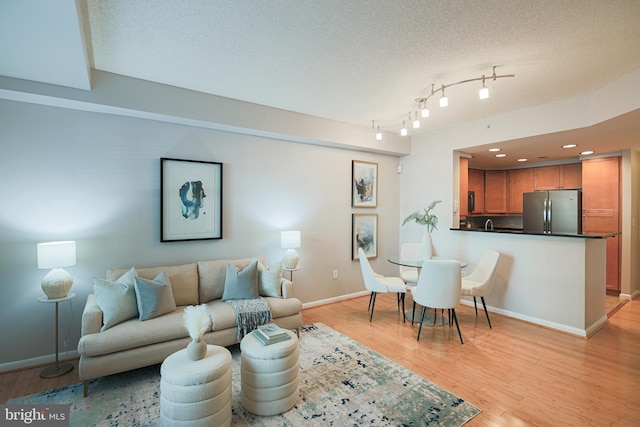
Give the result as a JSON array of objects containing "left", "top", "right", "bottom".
[
  {"left": 460, "top": 157, "right": 469, "bottom": 218},
  {"left": 507, "top": 168, "right": 534, "bottom": 214},
  {"left": 468, "top": 168, "right": 485, "bottom": 214},
  {"left": 484, "top": 170, "right": 507, "bottom": 213},
  {"left": 534, "top": 163, "right": 582, "bottom": 190},
  {"left": 582, "top": 157, "right": 620, "bottom": 291}
]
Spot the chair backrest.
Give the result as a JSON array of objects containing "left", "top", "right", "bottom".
[
  {"left": 357, "top": 248, "right": 387, "bottom": 293},
  {"left": 412, "top": 260, "right": 461, "bottom": 309},
  {"left": 399, "top": 243, "right": 421, "bottom": 275},
  {"left": 465, "top": 249, "right": 500, "bottom": 294}
]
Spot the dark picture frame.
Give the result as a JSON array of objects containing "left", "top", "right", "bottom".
[
  {"left": 352, "top": 160, "right": 378, "bottom": 208},
  {"left": 161, "top": 158, "right": 223, "bottom": 242},
  {"left": 352, "top": 213, "right": 378, "bottom": 259}
]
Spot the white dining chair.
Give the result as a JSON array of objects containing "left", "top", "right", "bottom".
[
  {"left": 461, "top": 249, "right": 500, "bottom": 328},
  {"left": 399, "top": 243, "right": 421, "bottom": 289},
  {"left": 412, "top": 259, "right": 463, "bottom": 344},
  {"left": 357, "top": 248, "right": 407, "bottom": 322}
]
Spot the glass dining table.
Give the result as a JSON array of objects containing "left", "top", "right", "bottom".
[{"left": 387, "top": 256, "right": 467, "bottom": 325}]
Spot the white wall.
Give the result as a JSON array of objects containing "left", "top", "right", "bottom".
[{"left": 0, "top": 98, "right": 402, "bottom": 367}]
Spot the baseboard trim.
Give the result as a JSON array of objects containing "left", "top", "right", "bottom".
[
  {"left": 302, "top": 291, "right": 369, "bottom": 310},
  {"left": 0, "top": 350, "right": 79, "bottom": 374},
  {"left": 459, "top": 298, "right": 604, "bottom": 338}
]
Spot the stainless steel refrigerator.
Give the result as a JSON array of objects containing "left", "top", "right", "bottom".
[{"left": 523, "top": 190, "right": 582, "bottom": 234}]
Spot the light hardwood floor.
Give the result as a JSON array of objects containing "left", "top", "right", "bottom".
[{"left": 2, "top": 294, "right": 639, "bottom": 426}]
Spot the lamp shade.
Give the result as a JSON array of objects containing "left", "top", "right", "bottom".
[
  {"left": 280, "top": 231, "right": 301, "bottom": 249},
  {"left": 37, "top": 241, "right": 76, "bottom": 269},
  {"left": 37, "top": 241, "right": 76, "bottom": 299}
]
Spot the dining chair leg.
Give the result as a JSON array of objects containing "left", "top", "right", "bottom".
[
  {"left": 481, "top": 296, "right": 492, "bottom": 329},
  {"left": 473, "top": 297, "right": 478, "bottom": 316},
  {"left": 417, "top": 306, "right": 427, "bottom": 341},
  {"left": 400, "top": 293, "right": 406, "bottom": 323},
  {"left": 368, "top": 293, "right": 373, "bottom": 312},
  {"left": 369, "top": 292, "right": 377, "bottom": 322},
  {"left": 451, "top": 309, "right": 464, "bottom": 344},
  {"left": 411, "top": 301, "right": 416, "bottom": 325}
]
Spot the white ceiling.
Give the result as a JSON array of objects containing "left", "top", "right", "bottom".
[{"left": 1, "top": 0, "right": 640, "bottom": 167}]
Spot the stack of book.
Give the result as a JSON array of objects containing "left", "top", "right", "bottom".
[{"left": 253, "top": 323, "right": 291, "bottom": 346}]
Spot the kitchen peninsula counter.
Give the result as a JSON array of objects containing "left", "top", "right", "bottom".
[
  {"left": 446, "top": 227, "right": 609, "bottom": 338},
  {"left": 451, "top": 228, "right": 619, "bottom": 239}
]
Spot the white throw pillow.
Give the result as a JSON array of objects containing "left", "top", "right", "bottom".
[
  {"left": 257, "top": 259, "right": 283, "bottom": 297},
  {"left": 93, "top": 267, "right": 138, "bottom": 331},
  {"left": 134, "top": 271, "right": 177, "bottom": 321}
]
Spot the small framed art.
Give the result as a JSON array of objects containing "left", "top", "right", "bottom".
[
  {"left": 352, "top": 160, "right": 378, "bottom": 208},
  {"left": 161, "top": 158, "right": 223, "bottom": 242},
  {"left": 352, "top": 213, "right": 378, "bottom": 259}
]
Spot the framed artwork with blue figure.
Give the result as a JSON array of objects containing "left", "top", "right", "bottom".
[
  {"left": 161, "top": 158, "right": 223, "bottom": 242},
  {"left": 352, "top": 160, "right": 378, "bottom": 208},
  {"left": 352, "top": 213, "right": 377, "bottom": 259}
]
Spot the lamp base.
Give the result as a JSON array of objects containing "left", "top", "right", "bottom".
[
  {"left": 41, "top": 268, "right": 73, "bottom": 299},
  {"left": 283, "top": 248, "right": 300, "bottom": 269},
  {"left": 40, "top": 362, "right": 73, "bottom": 378}
]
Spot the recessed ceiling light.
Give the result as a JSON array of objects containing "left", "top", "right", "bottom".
[
  {"left": 488, "top": 148, "right": 501, "bottom": 152},
  {"left": 517, "top": 158, "right": 528, "bottom": 162},
  {"left": 581, "top": 150, "right": 595, "bottom": 155},
  {"left": 495, "top": 154, "right": 507, "bottom": 158},
  {"left": 562, "top": 144, "right": 578, "bottom": 149}
]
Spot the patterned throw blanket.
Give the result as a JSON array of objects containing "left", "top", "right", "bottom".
[{"left": 225, "top": 298, "right": 272, "bottom": 341}]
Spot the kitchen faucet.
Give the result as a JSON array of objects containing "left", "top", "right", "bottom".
[{"left": 484, "top": 218, "right": 494, "bottom": 231}]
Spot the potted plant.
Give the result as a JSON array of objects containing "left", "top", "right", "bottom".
[{"left": 402, "top": 200, "right": 442, "bottom": 259}]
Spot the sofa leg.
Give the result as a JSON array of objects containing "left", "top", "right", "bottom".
[
  {"left": 295, "top": 327, "right": 300, "bottom": 338},
  {"left": 83, "top": 381, "right": 89, "bottom": 397}
]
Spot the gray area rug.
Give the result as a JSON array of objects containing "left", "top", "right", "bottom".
[{"left": 9, "top": 323, "right": 481, "bottom": 426}]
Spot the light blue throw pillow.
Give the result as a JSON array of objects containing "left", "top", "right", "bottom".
[
  {"left": 134, "top": 271, "right": 177, "bottom": 321},
  {"left": 93, "top": 267, "right": 139, "bottom": 331},
  {"left": 221, "top": 260, "right": 259, "bottom": 300},
  {"left": 257, "top": 259, "right": 283, "bottom": 297}
]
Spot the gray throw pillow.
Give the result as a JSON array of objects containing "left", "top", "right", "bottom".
[
  {"left": 93, "top": 267, "right": 139, "bottom": 331},
  {"left": 221, "top": 260, "right": 259, "bottom": 300},
  {"left": 134, "top": 271, "right": 177, "bottom": 321},
  {"left": 257, "top": 259, "right": 283, "bottom": 297}
]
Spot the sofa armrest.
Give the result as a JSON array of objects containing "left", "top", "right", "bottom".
[
  {"left": 281, "top": 278, "right": 294, "bottom": 299},
  {"left": 81, "top": 293, "right": 103, "bottom": 336}
]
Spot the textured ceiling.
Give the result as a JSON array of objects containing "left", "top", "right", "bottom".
[{"left": 1, "top": 0, "right": 640, "bottom": 167}]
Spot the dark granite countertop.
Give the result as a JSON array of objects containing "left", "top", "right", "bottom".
[{"left": 450, "top": 227, "right": 620, "bottom": 239}]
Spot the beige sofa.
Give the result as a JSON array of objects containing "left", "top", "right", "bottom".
[{"left": 78, "top": 257, "right": 302, "bottom": 396}]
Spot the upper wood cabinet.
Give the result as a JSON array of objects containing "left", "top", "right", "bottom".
[
  {"left": 484, "top": 170, "right": 507, "bottom": 213},
  {"left": 468, "top": 168, "right": 485, "bottom": 214},
  {"left": 507, "top": 168, "right": 534, "bottom": 214},
  {"left": 534, "top": 164, "right": 582, "bottom": 190}
]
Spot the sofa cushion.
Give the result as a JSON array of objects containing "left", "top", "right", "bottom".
[
  {"left": 257, "top": 259, "right": 283, "bottom": 297},
  {"left": 107, "top": 263, "right": 198, "bottom": 306},
  {"left": 197, "top": 258, "right": 256, "bottom": 303},
  {"left": 221, "top": 260, "right": 259, "bottom": 300},
  {"left": 78, "top": 307, "right": 193, "bottom": 357},
  {"left": 93, "top": 267, "right": 138, "bottom": 331},
  {"left": 134, "top": 272, "right": 177, "bottom": 320}
]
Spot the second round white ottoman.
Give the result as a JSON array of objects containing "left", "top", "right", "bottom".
[
  {"left": 160, "top": 345, "right": 232, "bottom": 427},
  {"left": 240, "top": 329, "right": 299, "bottom": 416}
]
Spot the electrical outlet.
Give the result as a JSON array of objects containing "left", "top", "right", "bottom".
[{"left": 332, "top": 269, "right": 338, "bottom": 279}]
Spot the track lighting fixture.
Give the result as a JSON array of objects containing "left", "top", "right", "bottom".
[{"left": 371, "top": 66, "right": 514, "bottom": 140}]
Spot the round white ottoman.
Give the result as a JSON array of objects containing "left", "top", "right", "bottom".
[
  {"left": 160, "top": 345, "right": 232, "bottom": 427},
  {"left": 241, "top": 329, "right": 299, "bottom": 416}
]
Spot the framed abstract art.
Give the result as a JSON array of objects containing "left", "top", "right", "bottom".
[
  {"left": 352, "top": 160, "right": 378, "bottom": 208},
  {"left": 161, "top": 158, "right": 223, "bottom": 242},
  {"left": 352, "top": 213, "right": 378, "bottom": 259}
]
